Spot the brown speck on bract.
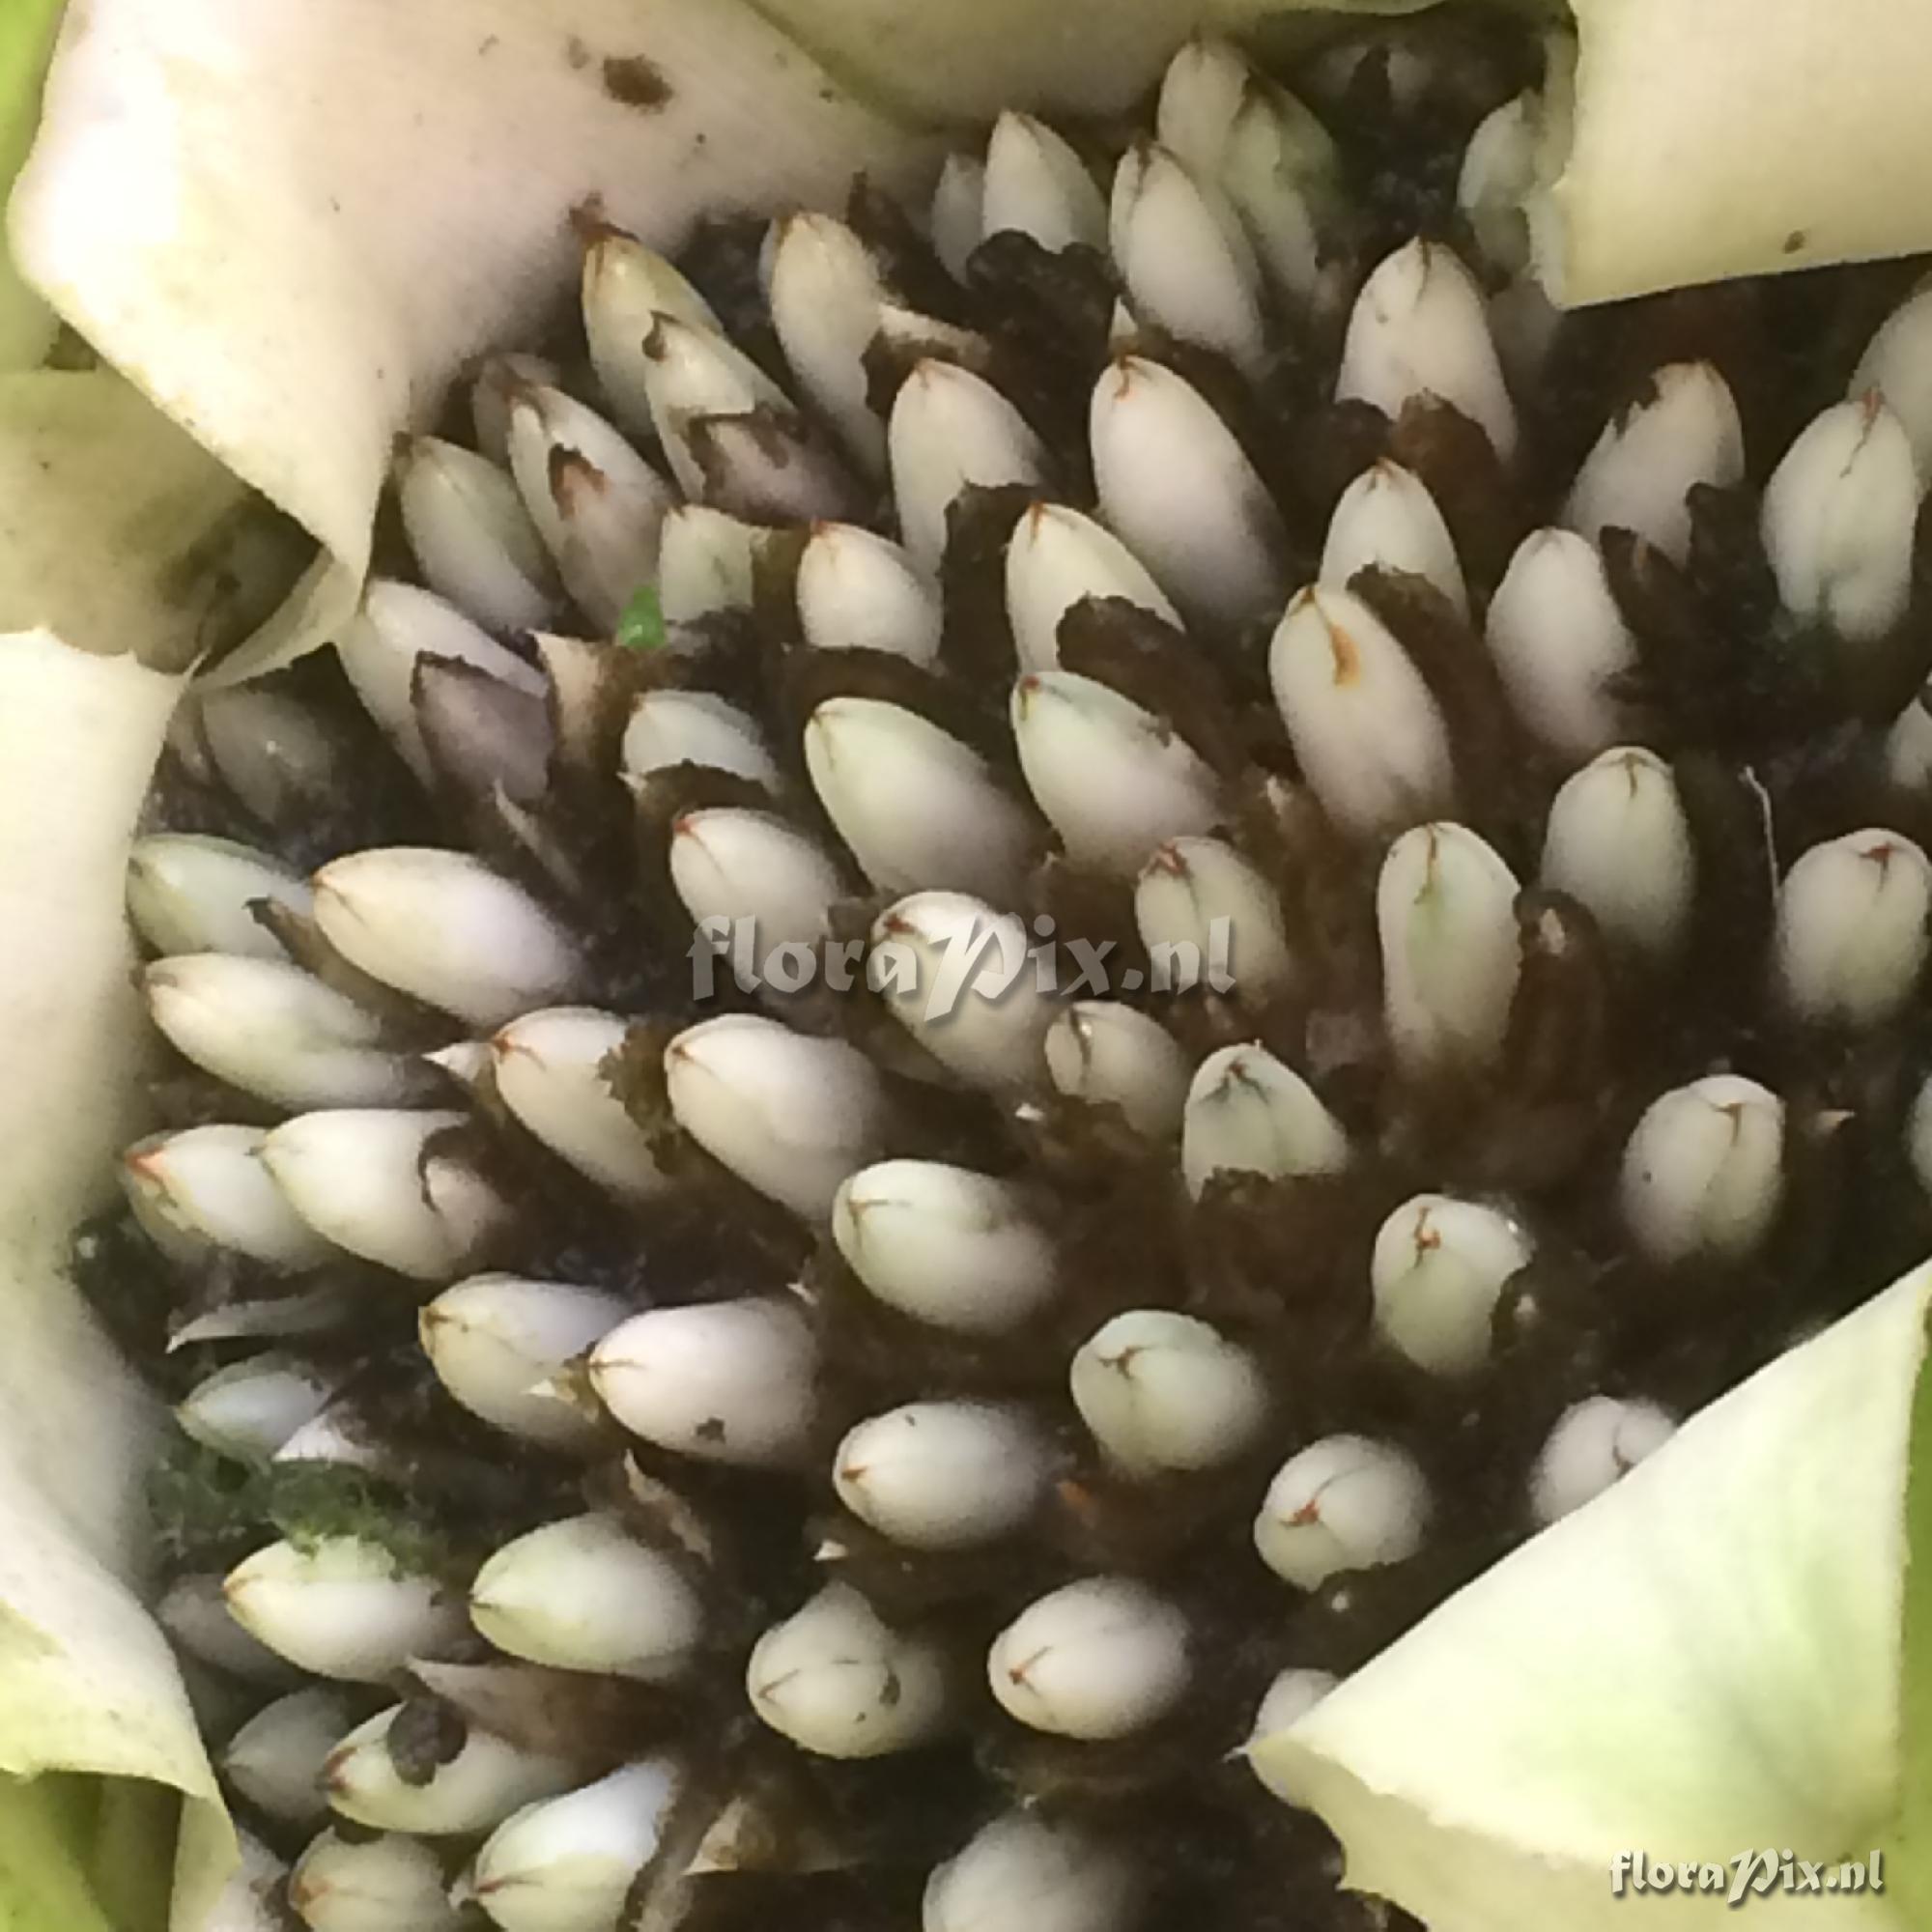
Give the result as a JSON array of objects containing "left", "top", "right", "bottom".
[
  {"left": 603, "top": 54, "right": 673, "bottom": 111},
  {"left": 1784, "top": 228, "right": 1807, "bottom": 254},
  {"left": 563, "top": 34, "right": 590, "bottom": 70}
]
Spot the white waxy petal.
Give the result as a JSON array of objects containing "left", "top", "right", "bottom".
[
  {"left": 639, "top": 314, "right": 796, "bottom": 499},
  {"left": 143, "top": 953, "right": 418, "bottom": 1110},
  {"left": 582, "top": 228, "right": 721, "bottom": 436},
  {"left": 313, "top": 848, "right": 584, "bottom": 1028},
  {"left": 832, "top": 1159, "right": 1058, "bottom": 1335},
  {"left": 396, "top": 436, "right": 557, "bottom": 635},
  {"left": 1774, "top": 828, "right": 1932, "bottom": 1027},
  {"left": 1371, "top": 1194, "right": 1534, "bottom": 1378},
  {"left": 923, "top": 1811, "right": 1140, "bottom": 1932},
  {"left": 1004, "top": 501, "right": 1181, "bottom": 675},
  {"left": 470, "top": 1515, "right": 704, "bottom": 1682},
  {"left": 1267, "top": 585, "right": 1455, "bottom": 840},
  {"left": 805, "top": 696, "right": 1034, "bottom": 902},
  {"left": 159, "top": 1575, "right": 298, "bottom": 1684},
  {"left": 1253, "top": 1435, "right": 1431, "bottom": 1590},
  {"left": 889, "top": 359, "right": 1050, "bottom": 571},
  {"left": 259, "top": 1109, "right": 514, "bottom": 1283},
  {"left": 1012, "top": 671, "right": 1222, "bottom": 878},
  {"left": 1135, "top": 837, "right": 1293, "bottom": 1003},
  {"left": 1457, "top": 94, "right": 1538, "bottom": 278},
  {"left": 748, "top": 1583, "right": 952, "bottom": 1758},
  {"left": 1243, "top": 1666, "right": 1342, "bottom": 1802},
  {"left": 471, "top": 353, "right": 563, "bottom": 468},
  {"left": 120, "top": 1122, "right": 334, "bottom": 1270},
  {"left": 467, "top": 1758, "right": 682, "bottom": 1932},
  {"left": 662, "top": 1012, "right": 890, "bottom": 1218},
  {"left": 622, "top": 687, "right": 778, "bottom": 789},
  {"left": 337, "top": 580, "right": 548, "bottom": 782},
  {"left": 1377, "top": 823, "right": 1522, "bottom": 1080},
  {"left": 1484, "top": 527, "right": 1637, "bottom": 758},
  {"left": 178, "top": 1353, "right": 338, "bottom": 1463},
  {"left": 797, "top": 523, "right": 944, "bottom": 665},
  {"left": 325, "top": 1706, "right": 578, "bottom": 1836},
  {"left": 834, "top": 1402, "right": 1051, "bottom": 1549},
  {"left": 1619, "top": 1075, "right": 1786, "bottom": 1267},
  {"left": 1336, "top": 241, "right": 1518, "bottom": 462},
  {"left": 589, "top": 1297, "right": 818, "bottom": 1465},
  {"left": 224, "top": 1537, "right": 467, "bottom": 1682},
  {"left": 768, "top": 213, "right": 892, "bottom": 472},
  {"left": 1562, "top": 361, "right": 1746, "bottom": 565},
  {"left": 1069, "top": 1309, "right": 1269, "bottom": 1477},
  {"left": 1760, "top": 395, "right": 1919, "bottom": 643},
  {"left": 289, "top": 1829, "right": 459, "bottom": 1932},
  {"left": 671, "top": 808, "right": 843, "bottom": 953},
  {"left": 1540, "top": 747, "right": 1697, "bottom": 958},
  {"left": 1090, "top": 356, "right": 1284, "bottom": 627},
  {"left": 655, "top": 506, "right": 761, "bottom": 622},
  {"left": 1528, "top": 1395, "right": 1678, "bottom": 1526},
  {"left": 127, "top": 833, "right": 312, "bottom": 960},
  {"left": 1852, "top": 280, "right": 1932, "bottom": 476},
  {"left": 930, "top": 153, "right": 987, "bottom": 281},
  {"left": 223, "top": 1688, "right": 358, "bottom": 1826},
  {"left": 987, "top": 1577, "right": 1191, "bottom": 1742},
  {"left": 490, "top": 1008, "right": 670, "bottom": 1204},
  {"left": 1180, "top": 1042, "right": 1350, "bottom": 1199},
  {"left": 1043, "top": 1002, "right": 1191, "bottom": 1140},
  {"left": 1319, "top": 461, "right": 1468, "bottom": 617},
  {"left": 982, "top": 112, "right": 1108, "bottom": 253},
  {"left": 420, "top": 1274, "right": 630, "bottom": 1450}
]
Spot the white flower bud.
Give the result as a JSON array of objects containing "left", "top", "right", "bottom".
[
  {"left": 1004, "top": 501, "right": 1181, "bottom": 675},
  {"left": 662, "top": 1013, "right": 889, "bottom": 1218},
  {"left": 655, "top": 505, "right": 761, "bottom": 622},
  {"left": 581, "top": 228, "right": 720, "bottom": 432},
  {"left": 1243, "top": 1665, "right": 1342, "bottom": 1801},
  {"left": 832, "top": 1159, "right": 1058, "bottom": 1335},
  {"left": 1090, "top": 355, "right": 1284, "bottom": 626},
  {"left": 670, "top": 808, "right": 844, "bottom": 951},
  {"left": 1043, "top": 1001, "right": 1191, "bottom": 1139},
  {"left": 324, "top": 1706, "right": 577, "bottom": 1836},
  {"left": 1457, "top": 94, "right": 1538, "bottom": 278},
  {"left": 1180, "top": 1042, "right": 1350, "bottom": 1199},
  {"left": 1774, "top": 829, "right": 1932, "bottom": 1027},
  {"left": 637, "top": 313, "right": 796, "bottom": 499},
  {"left": 1253, "top": 1435, "right": 1431, "bottom": 1590},
  {"left": 272, "top": 1406, "right": 398, "bottom": 1477},
  {"left": 1540, "top": 748, "right": 1696, "bottom": 958},
  {"left": 748, "top": 1583, "right": 952, "bottom": 1758},
  {"left": 1851, "top": 281, "right": 1932, "bottom": 477},
  {"left": 923, "top": 1811, "right": 1140, "bottom": 1932},
  {"left": 767, "top": 213, "right": 892, "bottom": 473},
  {"left": 796, "top": 523, "right": 944, "bottom": 666},
  {"left": 1377, "top": 823, "right": 1521, "bottom": 1080},
  {"left": 1619, "top": 1075, "right": 1786, "bottom": 1267},
  {"left": 1012, "top": 671, "right": 1221, "bottom": 878},
  {"left": 1218, "top": 85, "right": 1337, "bottom": 307},
  {"left": 490, "top": 1008, "right": 670, "bottom": 1204},
  {"left": 159, "top": 1575, "right": 298, "bottom": 1684},
  {"left": 395, "top": 436, "right": 557, "bottom": 635},
  {"left": 1563, "top": 362, "right": 1746, "bottom": 565},
  {"left": 1908, "top": 1074, "right": 1932, "bottom": 1199},
  {"left": 289, "top": 1828, "right": 459, "bottom": 1932},
  {"left": 420, "top": 1274, "right": 629, "bottom": 1450},
  {"left": 127, "top": 833, "right": 312, "bottom": 960},
  {"left": 929, "top": 153, "right": 986, "bottom": 281},
  {"left": 470, "top": 1515, "right": 704, "bottom": 1682},
  {"left": 1886, "top": 687, "right": 1932, "bottom": 792},
  {"left": 1319, "top": 461, "right": 1468, "bottom": 617},
  {"left": 1268, "top": 585, "right": 1456, "bottom": 840},
  {"left": 987, "top": 1577, "right": 1191, "bottom": 1741},
  {"left": 313, "top": 848, "right": 583, "bottom": 1029},
  {"left": 1371, "top": 1195, "right": 1533, "bottom": 1378},
  {"left": 1336, "top": 241, "right": 1517, "bottom": 462},
  {"left": 805, "top": 696, "right": 1035, "bottom": 902},
  {"left": 259, "top": 1109, "right": 514, "bottom": 1283},
  {"left": 889, "top": 359, "right": 1050, "bottom": 570},
  {"left": 193, "top": 686, "right": 352, "bottom": 827},
  {"left": 223, "top": 1687, "right": 358, "bottom": 1825},
  {"left": 1135, "top": 837, "right": 1293, "bottom": 1002},
  {"left": 471, "top": 353, "right": 562, "bottom": 467},
  {"left": 982, "top": 112, "right": 1108, "bottom": 253},
  {"left": 1070, "top": 1309, "right": 1269, "bottom": 1476},
  {"left": 120, "top": 1123, "right": 333, "bottom": 1270},
  {"left": 1529, "top": 1395, "right": 1678, "bottom": 1526},
  {"left": 178, "top": 1353, "right": 338, "bottom": 1463},
  {"left": 589, "top": 1297, "right": 818, "bottom": 1465},
  {"left": 1153, "top": 36, "right": 1253, "bottom": 176},
  {"left": 224, "top": 1537, "right": 467, "bottom": 1682},
  {"left": 834, "top": 1402, "right": 1052, "bottom": 1549},
  {"left": 467, "top": 1758, "right": 682, "bottom": 1932},
  {"left": 622, "top": 687, "right": 778, "bottom": 788}
]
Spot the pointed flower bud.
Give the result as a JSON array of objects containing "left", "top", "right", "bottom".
[
  {"left": 930, "top": 152, "right": 986, "bottom": 280},
  {"left": 1529, "top": 1394, "right": 1678, "bottom": 1526},
  {"left": 1336, "top": 241, "right": 1518, "bottom": 462},
  {"left": 1371, "top": 1194, "right": 1534, "bottom": 1378},
  {"left": 159, "top": 1574, "right": 299, "bottom": 1684},
  {"left": 622, "top": 687, "right": 778, "bottom": 789},
  {"left": 889, "top": 359, "right": 1050, "bottom": 570},
  {"left": 471, "top": 352, "right": 562, "bottom": 467},
  {"left": 120, "top": 1123, "right": 334, "bottom": 1270},
  {"left": 805, "top": 696, "right": 1034, "bottom": 902},
  {"left": 1180, "top": 1042, "right": 1350, "bottom": 1199},
  {"left": 1457, "top": 94, "right": 1538, "bottom": 278},
  {"left": 835, "top": 1401, "right": 1052, "bottom": 1550},
  {"left": 1253, "top": 1435, "right": 1431, "bottom": 1590},
  {"left": 1090, "top": 356, "right": 1284, "bottom": 626},
  {"left": 768, "top": 213, "right": 893, "bottom": 472},
  {"left": 797, "top": 523, "right": 944, "bottom": 666},
  {"left": 590, "top": 1297, "right": 818, "bottom": 1465},
  {"left": 923, "top": 1811, "right": 1139, "bottom": 1932},
  {"left": 395, "top": 435, "right": 557, "bottom": 635},
  {"left": 581, "top": 227, "right": 720, "bottom": 436},
  {"left": 127, "top": 833, "right": 312, "bottom": 961},
  {"left": 193, "top": 686, "right": 355, "bottom": 829},
  {"left": 982, "top": 111, "right": 1108, "bottom": 253},
  {"left": 259, "top": 1109, "right": 514, "bottom": 1282},
  {"left": 1153, "top": 36, "right": 1254, "bottom": 176},
  {"left": 224, "top": 1537, "right": 468, "bottom": 1681},
  {"left": 1619, "top": 1074, "right": 1786, "bottom": 1267},
  {"left": 832, "top": 1159, "right": 1058, "bottom": 1335},
  {"left": 325, "top": 1705, "right": 577, "bottom": 1836},
  {"left": 1070, "top": 1309, "right": 1269, "bottom": 1477},
  {"left": 1012, "top": 671, "right": 1222, "bottom": 878},
  {"left": 1889, "top": 684, "right": 1932, "bottom": 791},
  {"left": 178, "top": 1353, "right": 338, "bottom": 1463},
  {"left": 748, "top": 1583, "right": 952, "bottom": 1758},
  {"left": 1243, "top": 1665, "right": 1341, "bottom": 1802},
  {"left": 1377, "top": 823, "right": 1521, "bottom": 1080},
  {"left": 1004, "top": 501, "right": 1181, "bottom": 674},
  {"left": 662, "top": 1013, "right": 889, "bottom": 1218},
  {"left": 670, "top": 807, "right": 845, "bottom": 951},
  {"left": 1851, "top": 280, "right": 1932, "bottom": 475},
  {"left": 1540, "top": 747, "right": 1697, "bottom": 957},
  {"left": 655, "top": 505, "right": 761, "bottom": 622},
  {"left": 1043, "top": 1001, "right": 1191, "bottom": 1140},
  {"left": 638, "top": 313, "right": 796, "bottom": 499},
  {"left": 987, "top": 1577, "right": 1191, "bottom": 1741},
  {"left": 470, "top": 1515, "right": 704, "bottom": 1682},
  {"left": 1218, "top": 80, "right": 1338, "bottom": 306},
  {"left": 223, "top": 1687, "right": 358, "bottom": 1826},
  {"left": 1319, "top": 461, "right": 1468, "bottom": 617},
  {"left": 1268, "top": 586, "right": 1456, "bottom": 840},
  {"left": 1135, "top": 837, "right": 1294, "bottom": 1002},
  {"left": 289, "top": 1828, "right": 459, "bottom": 1932},
  {"left": 1773, "top": 828, "right": 1932, "bottom": 1027}
]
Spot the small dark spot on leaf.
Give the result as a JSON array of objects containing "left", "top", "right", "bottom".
[
  {"left": 696, "top": 1416, "right": 727, "bottom": 1443},
  {"left": 477, "top": 34, "right": 498, "bottom": 55},
  {"left": 603, "top": 55, "right": 672, "bottom": 111},
  {"left": 563, "top": 34, "right": 590, "bottom": 69},
  {"left": 1783, "top": 229, "right": 1807, "bottom": 255}
]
